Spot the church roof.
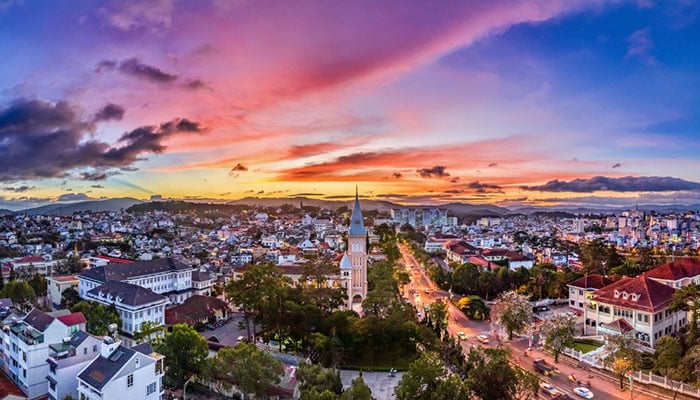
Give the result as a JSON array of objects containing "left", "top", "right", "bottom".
[
  {"left": 348, "top": 189, "right": 366, "bottom": 236},
  {"left": 340, "top": 253, "right": 353, "bottom": 270}
]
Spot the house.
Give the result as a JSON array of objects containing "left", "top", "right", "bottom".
[
  {"left": 567, "top": 274, "right": 615, "bottom": 311},
  {"left": 642, "top": 258, "right": 700, "bottom": 289},
  {"left": 164, "top": 295, "right": 231, "bottom": 326},
  {"left": 46, "top": 275, "right": 79, "bottom": 309},
  {"left": 84, "top": 281, "right": 168, "bottom": 348},
  {"left": 46, "top": 330, "right": 103, "bottom": 400},
  {"left": 77, "top": 337, "right": 164, "bottom": 400},
  {"left": 77, "top": 258, "right": 196, "bottom": 305},
  {"left": 589, "top": 276, "right": 686, "bottom": 348},
  {"left": 445, "top": 241, "right": 478, "bottom": 264},
  {"left": 0, "top": 309, "right": 86, "bottom": 399}
]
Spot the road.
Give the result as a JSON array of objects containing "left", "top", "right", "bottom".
[{"left": 398, "top": 243, "right": 657, "bottom": 400}]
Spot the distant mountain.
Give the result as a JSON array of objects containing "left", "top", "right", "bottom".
[
  {"left": 439, "top": 202, "right": 511, "bottom": 217},
  {"left": 18, "top": 197, "right": 143, "bottom": 215}
]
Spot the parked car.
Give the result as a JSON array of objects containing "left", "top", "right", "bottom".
[
  {"left": 458, "top": 332, "right": 468, "bottom": 340},
  {"left": 539, "top": 382, "right": 560, "bottom": 397},
  {"left": 573, "top": 387, "right": 594, "bottom": 399},
  {"left": 476, "top": 334, "right": 490, "bottom": 344}
]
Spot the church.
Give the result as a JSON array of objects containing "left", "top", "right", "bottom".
[{"left": 339, "top": 189, "right": 368, "bottom": 311}]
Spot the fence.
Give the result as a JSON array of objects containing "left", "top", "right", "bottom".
[{"left": 562, "top": 346, "right": 700, "bottom": 398}]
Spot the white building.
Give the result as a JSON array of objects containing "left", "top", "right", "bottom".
[
  {"left": 77, "top": 338, "right": 164, "bottom": 400},
  {"left": 77, "top": 258, "right": 200, "bottom": 305},
  {"left": 83, "top": 281, "right": 168, "bottom": 348},
  {"left": 46, "top": 275, "right": 79, "bottom": 309},
  {"left": 47, "top": 330, "right": 102, "bottom": 400},
  {"left": 1, "top": 309, "right": 86, "bottom": 399}
]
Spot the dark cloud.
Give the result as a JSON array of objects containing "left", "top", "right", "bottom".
[
  {"left": 117, "top": 58, "right": 178, "bottom": 83},
  {"left": 444, "top": 189, "right": 463, "bottom": 194},
  {"left": 323, "top": 195, "right": 353, "bottom": 199},
  {"left": 612, "top": 163, "right": 622, "bottom": 169},
  {"left": 184, "top": 79, "right": 206, "bottom": 90},
  {"left": 522, "top": 176, "right": 700, "bottom": 193},
  {"left": 2, "top": 185, "right": 33, "bottom": 192},
  {"left": 467, "top": 181, "right": 502, "bottom": 190},
  {"left": 450, "top": 177, "right": 460, "bottom": 183},
  {"left": 57, "top": 193, "right": 92, "bottom": 202},
  {"left": 0, "top": 98, "right": 206, "bottom": 181},
  {"left": 150, "top": 194, "right": 163, "bottom": 201},
  {"left": 257, "top": 190, "right": 265, "bottom": 195},
  {"left": 417, "top": 165, "right": 449, "bottom": 178},
  {"left": 488, "top": 162, "right": 498, "bottom": 167},
  {"left": 80, "top": 171, "right": 109, "bottom": 181},
  {"left": 375, "top": 193, "right": 409, "bottom": 198},
  {"left": 230, "top": 163, "right": 248, "bottom": 172},
  {"left": 93, "top": 103, "right": 125, "bottom": 122},
  {"left": 95, "top": 59, "right": 117, "bottom": 72},
  {"left": 292, "top": 192, "right": 319, "bottom": 196},
  {"left": 91, "top": 184, "right": 105, "bottom": 189},
  {"left": 392, "top": 172, "right": 403, "bottom": 179}
]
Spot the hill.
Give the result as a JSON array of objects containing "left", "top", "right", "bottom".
[{"left": 18, "top": 197, "right": 143, "bottom": 215}]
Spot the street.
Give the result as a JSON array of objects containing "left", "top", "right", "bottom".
[{"left": 398, "top": 243, "right": 658, "bottom": 400}]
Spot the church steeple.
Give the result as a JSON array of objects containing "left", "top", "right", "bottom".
[{"left": 349, "top": 187, "right": 365, "bottom": 236}]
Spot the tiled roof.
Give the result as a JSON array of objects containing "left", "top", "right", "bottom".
[
  {"left": 593, "top": 276, "right": 676, "bottom": 312},
  {"left": 164, "top": 295, "right": 230, "bottom": 325},
  {"left": 567, "top": 274, "right": 615, "bottom": 290},
  {"left": 644, "top": 258, "right": 700, "bottom": 281},
  {"left": 24, "top": 308, "right": 54, "bottom": 332},
  {"left": 79, "top": 345, "right": 135, "bottom": 390},
  {"left": 601, "top": 318, "right": 634, "bottom": 334},
  {"left": 79, "top": 257, "right": 192, "bottom": 283},
  {"left": 88, "top": 281, "right": 166, "bottom": 307},
  {"left": 56, "top": 312, "right": 87, "bottom": 327},
  {"left": 191, "top": 271, "right": 211, "bottom": 282}
]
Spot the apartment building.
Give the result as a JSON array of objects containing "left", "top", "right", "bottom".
[{"left": 0, "top": 309, "right": 86, "bottom": 399}]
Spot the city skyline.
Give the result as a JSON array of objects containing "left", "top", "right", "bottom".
[{"left": 1, "top": 0, "right": 700, "bottom": 211}]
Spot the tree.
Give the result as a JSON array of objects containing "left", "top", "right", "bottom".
[
  {"left": 428, "top": 301, "right": 447, "bottom": 332},
  {"left": 654, "top": 336, "right": 682, "bottom": 378},
  {"left": 53, "top": 255, "right": 86, "bottom": 275},
  {"left": 208, "top": 342, "right": 283, "bottom": 400},
  {"left": 0, "top": 280, "right": 36, "bottom": 309},
  {"left": 465, "top": 347, "right": 530, "bottom": 400},
  {"left": 491, "top": 291, "right": 533, "bottom": 340},
  {"left": 604, "top": 334, "right": 640, "bottom": 390},
  {"left": 670, "top": 283, "right": 700, "bottom": 345},
  {"left": 297, "top": 362, "right": 343, "bottom": 399},
  {"left": 540, "top": 315, "right": 575, "bottom": 363},
  {"left": 70, "top": 301, "right": 121, "bottom": 336},
  {"left": 134, "top": 320, "right": 166, "bottom": 344},
  {"left": 27, "top": 273, "right": 47, "bottom": 298},
  {"left": 158, "top": 324, "right": 209, "bottom": 387},
  {"left": 340, "top": 373, "right": 375, "bottom": 400},
  {"left": 394, "top": 352, "right": 445, "bottom": 400},
  {"left": 674, "top": 344, "right": 700, "bottom": 385},
  {"left": 59, "top": 287, "right": 81, "bottom": 309}
]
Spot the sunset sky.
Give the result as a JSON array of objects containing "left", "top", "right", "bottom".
[{"left": 1, "top": 0, "right": 699, "bottom": 210}]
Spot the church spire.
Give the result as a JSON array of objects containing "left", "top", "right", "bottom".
[{"left": 349, "top": 187, "right": 365, "bottom": 236}]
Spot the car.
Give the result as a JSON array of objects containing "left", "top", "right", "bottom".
[
  {"left": 476, "top": 334, "right": 490, "bottom": 344},
  {"left": 236, "top": 335, "right": 246, "bottom": 341},
  {"left": 457, "top": 332, "right": 468, "bottom": 340},
  {"left": 424, "top": 289, "right": 430, "bottom": 294},
  {"left": 573, "top": 387, "right": 594, "bottom": 399},
  {"left": 539, "top": 382, "right": 560, "bottom": 397}
]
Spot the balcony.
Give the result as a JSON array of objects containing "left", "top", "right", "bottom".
[
  {"left": 9, "top": 324, "right": 44, "bottom": 346},
  {"left": 49, "top": 343, "right": 76, "bottom": 360}
]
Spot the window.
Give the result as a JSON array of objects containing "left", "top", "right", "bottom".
[
  {"left": 93, "top": 345, "right": 98, "bottom": 352},
  {"left": 84, "top": 347, "right": 88, "bottom": 355},
  {"left": 147, "top": 382, "right": 157, "bottom": 395},
  {"left": 127, "top": 374, "right": 134, "bottom": 388}
]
